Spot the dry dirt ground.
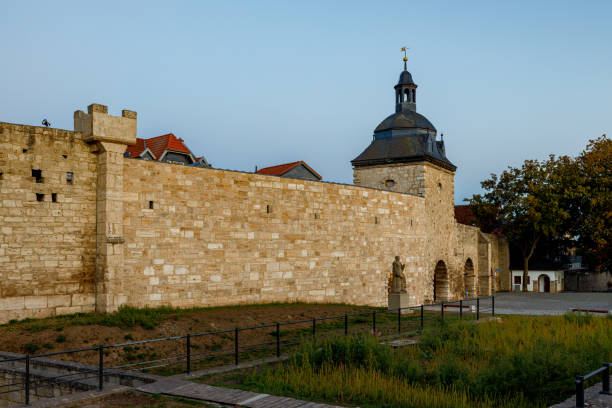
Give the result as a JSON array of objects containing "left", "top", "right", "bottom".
[{"left": 0, "top": 304, "right": 375, "bottom": 368}]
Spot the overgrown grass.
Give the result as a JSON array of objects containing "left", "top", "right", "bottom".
[{"left": 239, "top": 314, "right": 612, "bottom": 407}]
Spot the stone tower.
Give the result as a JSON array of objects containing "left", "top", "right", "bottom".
[
  {"left": 352, "top": 60, "right": 458, "bottom": 302},
  {"left": 351, "top": 61, "right": 456, "bottom": 197}
]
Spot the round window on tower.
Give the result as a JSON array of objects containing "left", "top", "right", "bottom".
[{"left": 385, "top": 179, "right": 396, "bottom": 188}]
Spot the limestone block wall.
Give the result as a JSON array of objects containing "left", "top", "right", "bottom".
[
  {"left": 353, "top": 163, "right": 425, "bottom": 197},
  {"left": 121, "top": 160, "right": 431, "bottom": 308},
  {"left": 0, "top": 123, "right": 96, "bottom": 322}
]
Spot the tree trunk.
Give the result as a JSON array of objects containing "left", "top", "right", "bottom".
[{"left": 522, "top": 256, "right": 530, "bottom": 292}]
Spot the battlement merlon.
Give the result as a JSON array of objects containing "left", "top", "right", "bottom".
[{"left": 74, "top": 103, "right": 137, "bottom": 146}]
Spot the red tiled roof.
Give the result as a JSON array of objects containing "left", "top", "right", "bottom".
[
  {"left": 145, "top": 133, "right": 192, "bottom": 160},
  {"left": 454, "top": 205, "right": 476, "bottom": 226},
  {"left": 125, "top": 133, "right": 192, "bottom": 160},
  {"left": 256, "top": 161, "right": 321, "bottom": 179},
  {"left": 126, "top": 138, "right": 146, "bottom": 158}
]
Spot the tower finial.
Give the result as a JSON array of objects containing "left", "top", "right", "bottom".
[{"left": 401, "top": 46, "right": 409, "bottom": 71}]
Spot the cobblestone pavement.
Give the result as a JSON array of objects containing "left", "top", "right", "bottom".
[
  {"left": 493, "top": 292, "right": 612, "bottom": 315},
  {"left": 549, "top": 376, "right": 612, "bottom": 407}
]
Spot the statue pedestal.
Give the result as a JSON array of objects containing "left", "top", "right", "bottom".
[{"left": 388, "top": 292, "right": 411, "bottom": 314}]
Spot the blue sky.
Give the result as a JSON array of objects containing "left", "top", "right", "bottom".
[{"left": 2, "top": 1, "right": 611, "bottom": 203}]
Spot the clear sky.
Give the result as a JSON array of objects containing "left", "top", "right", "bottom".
[{"left": 2, "top": 1, "right": 611, "bottom": 203}]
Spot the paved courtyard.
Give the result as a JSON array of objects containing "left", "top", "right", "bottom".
[{"left": 493, "top": 292, "right": 612, "bottom": 315}]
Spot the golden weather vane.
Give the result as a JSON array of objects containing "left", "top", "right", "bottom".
[{"left": 401, "top": 46, "right": 409, "bottom": 70}]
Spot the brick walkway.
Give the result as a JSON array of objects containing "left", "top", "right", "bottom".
[{"left": 137, "top": 378, "right": 344, "bottom": 408}]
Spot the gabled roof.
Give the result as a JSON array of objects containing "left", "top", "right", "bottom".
[
  {"left": 256, "top": 161, "right": 322, "bottom": 180},
  {"left": 125, "top": 133, "right": 193, "bottom": 160},
  {"left": 145, "top": 133, "right": 192, "bottom": 160}
]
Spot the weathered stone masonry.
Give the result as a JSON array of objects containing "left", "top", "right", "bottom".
[{"left": 0, "top": 103, "right": 509, "bottom": 323}]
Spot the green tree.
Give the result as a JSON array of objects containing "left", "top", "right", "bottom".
[
  {"left": 572, "top": 135, "right": 612, "bottom": 271},
  {"left": 467, "top": 156, "right": 571, "bottom": 291}
]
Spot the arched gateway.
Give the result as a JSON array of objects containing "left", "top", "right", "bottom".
[
  {"left": 434, "top": 261, "right": 450, "bottom": 302},
  {"left": 463, "top": 258, "right": 475, "bottom": 297}
]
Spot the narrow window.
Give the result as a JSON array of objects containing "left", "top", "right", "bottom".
[
  {"left": 266, "top": 204, "right": 271, "bottom": 214},
  {"left": 413, "top": 90, "right": 416, "bottom": 103},
  {"left": 374, "top": 216, "right": 378, "bottom": 224},
  {"left": 36, "top": 193, "right": 44, "bottom": 202},
  {"left": 314, "top": 212, "right": 319, "bottom": 220},
  {"left": 31, "top": 169, "right": 43, "bottom": 183},
  {"left": 149, "top": 201, "right": 154, "bottom": 209},
  {"left": 66, "top": 172, "right": 73, "bottom": 184},
  {"left": 0, "top": 172, "right": 3, "bottom": 180},
  {"left": 51, "top": 193, "right": 57, "bottom": 202}
]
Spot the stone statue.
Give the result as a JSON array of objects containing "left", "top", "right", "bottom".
[{"left": 391, "top": 256, "right": 407, "bottom": 293}]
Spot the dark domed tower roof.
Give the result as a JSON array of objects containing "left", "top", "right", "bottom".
[
  {"left": 397, "top": 70, "right": 415, "bottom": 86},
  {"left": 351, "top": 64, "right": 456, "bottom": 172},
  {"left": 374, "top": 110, "right": 436, "bottom": 133}
]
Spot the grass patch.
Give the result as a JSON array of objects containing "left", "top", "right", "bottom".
[{"left": 227, "top": 314, "right": 612, "bottom": 408}]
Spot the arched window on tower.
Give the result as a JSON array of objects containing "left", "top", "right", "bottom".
[
  {"left": 413, "top": 89, "right": 416, "bottom": 103},
  {"left": 405, "top": 89, "right": 410, "bottom": 103}
]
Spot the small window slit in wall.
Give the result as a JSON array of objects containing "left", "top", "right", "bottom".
[
  {"left": 0, "top": 172, "right": 3, "bottom": 180},
  {"left": 149, "top": 201, "right": 154, "bottom": 209},
  {"left": 36, "top": 193, "right": 44, "bottom": 202},
  {"left": 31, "top": 169, "right": 43, "bottom": 183},
  {"left": 266, "top": 204, "right": 271, "bottom": 214},
  {"left": 66, "top": 172, "right": 73, "bottom": 184},
  {"left": 374, "top": 216, "right": 379, "bottom": 224},
  {"left": 51, "top": 193, "right": 57, "bottom": 202},
  {"left": 62, "top": 154, "right": 68, "bottom": 159},
  {"left": 23, "top": 148, "right": 28, "bottom": 153},
  {"left": 314, "top": 212, "right": 319, "bottom": 220}
]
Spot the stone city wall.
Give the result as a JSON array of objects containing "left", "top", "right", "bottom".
[
  {"left": 120, "top": 159, "right": 431, "bottom": 309},
  {"left": 0, "top": 112, "right": 510, "bottom": 323},
  {"left": 0, "top": 123, "right": 96, "bottom": 322}
]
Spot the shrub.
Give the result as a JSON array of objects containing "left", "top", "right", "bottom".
[
  {"left": 55, "top": 334, "right": 67, "bottom": 343},
  {"left": 24, "top": 342, "right": 40, "bottom": 354}
]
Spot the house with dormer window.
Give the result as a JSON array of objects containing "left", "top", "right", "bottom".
[{"left": 125, "top": 133, "right": 211, "bottom": 168}]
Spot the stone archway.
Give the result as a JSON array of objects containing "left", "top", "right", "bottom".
[
  {"left": 538, "top": 274, "right": 550, "bottom": 292},
  {"left": 434, "top": 261, "right": 450, "bottom": 302},
  {"left": 463, "top": 258, "right": 475, "bottom": 298}
]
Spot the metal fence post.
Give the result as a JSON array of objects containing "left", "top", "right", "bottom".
[
  {"left": 234, "top": 328, "right": 239, "bottom": 366},
  {"left": 344, "top": 314, "right": 348, "bottom": 336},
  {"left": 372, "top": 311, "right": 376, "bottom": 332},
  {"left": 276, "top": 323, "right": 280, "bottom": 358},
  {"left": 576, "top": 376, "right": 585, "bottom": 408},
  {"left": 492, "top": 295, "right": 495, "bottom": 316},
  {"left": 397, "top": 308, "right": 401, "bottom": 334},
  {"left": 602, "top": 363, "right": 611, "bottom": 395},
  {"left": 186, "top": 334, "right": 191, "bottom": 374},
  {"left": 420, "top": 305, "right": 424, "bottom": 330},
  {"left": 25, "top": 354, "right": 30, "bottom": 405},
  {"left": 98, "top": 345, "right": 103, "bottom": 391},
  {"left": 476, "top": 298, "right": 480, "bottom": 321},
  {"left": 459, "top": 299, "right": 463, "bottom": 319},
  {"left": 312, "top": 318, "right": 316, "bottom": 339},
  {"left": 441, "top": 302, "right": 444, "bottom": 321}
]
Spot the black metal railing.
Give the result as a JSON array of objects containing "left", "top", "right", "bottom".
[
  {"left": 0, "top": 295, "right": 494, "bottom": 405},
  {"left": 575, "top": 363, "right": 611, "bottom": 408}
]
